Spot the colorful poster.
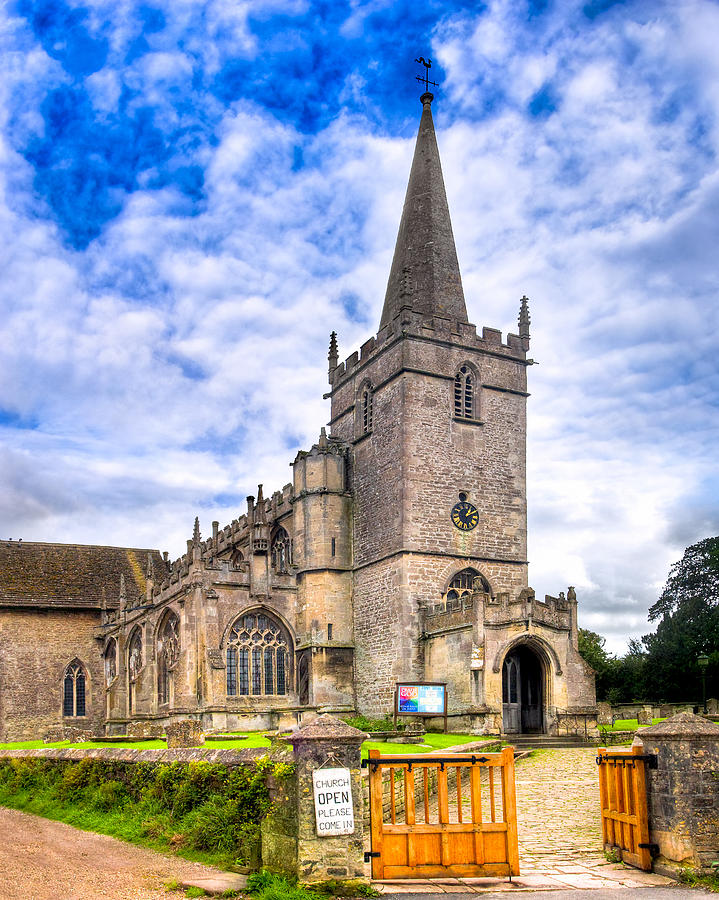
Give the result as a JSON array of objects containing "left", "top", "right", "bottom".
[
  {"left": 398, "top": 684, "right": 419, "bottom": 712},
  {"left": 397, "top": 683, "right": 445, "bottom": 714},
  {"left": 417, "top": 684, "right": 445, "bottom": 713}
]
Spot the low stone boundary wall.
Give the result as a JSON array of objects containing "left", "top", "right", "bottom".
[
  {"left": 2, "top": 716, "right": 370, "bottom": 886},
  {"left": 0, "top": 746, "right": 266, "bottom": 766}
]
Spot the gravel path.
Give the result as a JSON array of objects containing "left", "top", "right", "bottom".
[{"left": 0, "top": 807, "right": 234, "bottom": 900}]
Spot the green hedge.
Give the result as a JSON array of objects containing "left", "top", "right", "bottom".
[{"left": 0, "top": 756, "right": 291, "bottom": 868}]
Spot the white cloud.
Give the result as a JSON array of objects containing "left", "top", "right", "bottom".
[{"left": 0, "top": 0, "right": 717, "bottom": 654}]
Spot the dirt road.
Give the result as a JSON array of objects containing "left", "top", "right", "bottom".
[{"left": 0, "top": 807, "right": 234, "bottom": 900}]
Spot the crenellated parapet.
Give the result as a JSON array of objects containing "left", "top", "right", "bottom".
[
  {"left": 329, "top": 306, "right": 530, "bottom": 391},
  {"left": 484, "top": 587, "right": 574, "bottom": 631}
]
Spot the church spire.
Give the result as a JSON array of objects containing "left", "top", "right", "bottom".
[{"left": 379, "top": 91, "right": 468, "bottom": 330}]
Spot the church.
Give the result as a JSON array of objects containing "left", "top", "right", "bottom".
[{"left": 0, "top": 91, "right": 597, "bottom": 742}]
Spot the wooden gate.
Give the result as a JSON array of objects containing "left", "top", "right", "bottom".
[
  {"left": 366, "top": 747, "right": 519, "bottom": 880},
  {"left": 597, "top": 746, "right": 653, "bottom": 871}
]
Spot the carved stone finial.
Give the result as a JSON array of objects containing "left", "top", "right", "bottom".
[
  {"left": 519, "top": 295, "right": 531, "bottom": 348},
  {"left": 255, "top": 485, "right": 267, "bottom": 525},
  {"left": 192, "top": 516, "right": 201, "bottom": 546},
  {"left": 567, "top": 586, "right": 576, "bottom": 602},
  {"left": 318, "top": 426, "right": 328, "bottom": 449},
  {"left": 328, "top": 331, "right": 338, "bottom": 383},
  {"left": 119, "top": 573, "right": 127, "bottom": 609}
]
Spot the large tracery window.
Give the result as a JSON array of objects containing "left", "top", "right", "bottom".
[
  {"left": 226, "top": 611, "right": 291, "bottom": 697},
  {"left": 271, "top": 527, "right": 292, "bottom": 573},
  {"left": 157, "top": 611, "right": 180, "bottom": 706},
  {"left": 63, "top": 661, "right": 86, "bottom": 717},
  {"left": 128, "top": 629, "right": 143, "bottom": 714},
  {"left": 454, "top": 366, "right": 475, "bottom": 419}
]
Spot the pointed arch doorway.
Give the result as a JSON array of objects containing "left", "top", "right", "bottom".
[{"left": 502, "top": 645, "right": 544, "bottom": 733}]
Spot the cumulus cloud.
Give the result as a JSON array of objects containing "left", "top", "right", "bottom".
[{"left": 0, "top": 0, "right": 716, "bottom": 653}]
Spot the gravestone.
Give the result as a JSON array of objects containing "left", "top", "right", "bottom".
[
  {"left": 597, "top": 701, "right": 612, "bottom": 726},
  {"left": 637, "top": 705, "right": 653, "bottom": 726},
  {"left": 165, "top": 719, "right": 204, "bottom": 748}
]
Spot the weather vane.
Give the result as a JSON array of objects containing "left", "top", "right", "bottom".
[{"left": 415, "top": 56, "right": 439, "bottom": 92}]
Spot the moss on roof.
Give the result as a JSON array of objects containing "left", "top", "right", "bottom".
[{"left": 0, "top": 541, "right": 167, "bottom": 609}]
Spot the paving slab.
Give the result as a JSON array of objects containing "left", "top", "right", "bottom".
[{"left": 177, "top": 872, "right": 248, "bottom": 895}]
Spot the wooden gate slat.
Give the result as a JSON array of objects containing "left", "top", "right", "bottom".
[{"left": 597, "top": 746, "right": 652, "bottom": 872}]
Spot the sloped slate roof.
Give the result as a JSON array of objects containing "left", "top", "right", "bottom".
[{"left": 0, "top": 541, "right": 167, "bottom": 609}]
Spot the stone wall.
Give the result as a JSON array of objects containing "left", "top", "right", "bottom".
[
  {"left": 0, "top": 608, "right": 104, "bottom": 741},
  {"left": 637, "top": 713, "right": 719, "bottom": 873}
]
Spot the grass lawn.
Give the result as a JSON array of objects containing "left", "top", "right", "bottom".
[
  {"left": 0, "top": 731, "right": 497, "bottom": 755},
  {"left": 602, "top": 718, "right": 665, "bottom": 731}
]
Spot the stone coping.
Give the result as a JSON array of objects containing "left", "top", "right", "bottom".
[
  {"left": 637, "top": 710, "right": 719, "bottom": 738},
  {"left": 0, "top": 746, "right": 273, "bottom": 765}
]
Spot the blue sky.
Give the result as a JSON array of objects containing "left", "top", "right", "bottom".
[{"left": 1, "top": 0, "right": 718, "bottom": 653}]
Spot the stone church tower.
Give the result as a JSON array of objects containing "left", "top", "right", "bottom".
[
  {"left": 0, "top": 91, "right": 597, "bottom": 741},
  {"left": 329, "top": 91, "right": 596, "bottom": 734}
]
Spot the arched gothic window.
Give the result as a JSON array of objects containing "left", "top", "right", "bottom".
[
  {"left": 230, "top": 548, "right": 245, "bottom": 568},
  {"left": 128, "top": 629, "right": 143, "bottom": 714},
  {"left": 271, "top": 527, "right": 292, "bottom": 573},
  {"left": 444, "top": 567, "right": 491, "bottom": 602},
  {"left": 226, "top": 611, "right": 291, "bottom": 697},
  {"left": 104, "top": 639, "right": 117, "bottom": 687},
  {"left": 63, "top": 661, "right": 86, "bottom": 717},
  {"left": 157, "top": 611, "right": 180, "bottom": 706},
  {"left": 361, "top": 384, "right": 373, "bottom": 434},
  {"left": 454, "top": 366, "right": 475, "bottom": 419}
]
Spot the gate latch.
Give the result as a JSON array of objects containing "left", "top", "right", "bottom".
[{"left": 364, "top": 851, "right": 380, "bottom": 862}]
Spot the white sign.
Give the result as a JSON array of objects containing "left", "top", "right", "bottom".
[{"left": 312, "top": 767, "right": 354, "bottom": 836}]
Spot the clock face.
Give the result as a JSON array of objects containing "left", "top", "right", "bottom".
[{"left": 451, "top": 500, "right": 479, "bottom": 531}]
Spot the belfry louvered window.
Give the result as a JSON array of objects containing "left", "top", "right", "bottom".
[
  {"left": 226, "top": 611, "right": 291, "bottom": 697},
  {"left": 63, "top": 661, "right": 86, "bottom": 717},
  {"left": 454, "top": 366, "right": 474, "bottom": 418},
  {"left": 362, "top": 385, "right": 373, "bottom": 433}
]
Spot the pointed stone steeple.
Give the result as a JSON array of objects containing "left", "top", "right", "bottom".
[{"left": 380, "top": 92, "right": 468, "bottom": 329}]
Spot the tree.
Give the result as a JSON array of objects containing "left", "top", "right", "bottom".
[
  {"left": 578, "top": 629, "right": 648, "bottom": 702},
  {"left": 642, "top": 536, "right": 719, "bottom": 702}
]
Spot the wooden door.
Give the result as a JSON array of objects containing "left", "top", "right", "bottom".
[
  {"left": 502, "top": 655, "right": 521, "bottom": 733},
  {"left": 597, "top": 746, "right": 652, "bottom": 871},
  {"left": 367, "top": 748, "right": 519, "bottom": 880}
]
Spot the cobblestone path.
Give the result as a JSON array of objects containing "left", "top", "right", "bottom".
[{"left": 515, "top": 747, "right": 602, "bottom": 860}]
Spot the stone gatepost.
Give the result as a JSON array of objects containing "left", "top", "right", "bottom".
[
  {"left": 635, "top": 712, "right": 719, "bottom": 873},
  {"left": 261, "top": 714, "right": 367, "bottom": 884}
]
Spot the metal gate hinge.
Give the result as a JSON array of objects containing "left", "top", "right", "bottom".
[
  {"left": 364, "top": 851, "right": 380, "bottom": 861},
  {"left": 596, "top": 753, "right": 658, "bottom": 769}
]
